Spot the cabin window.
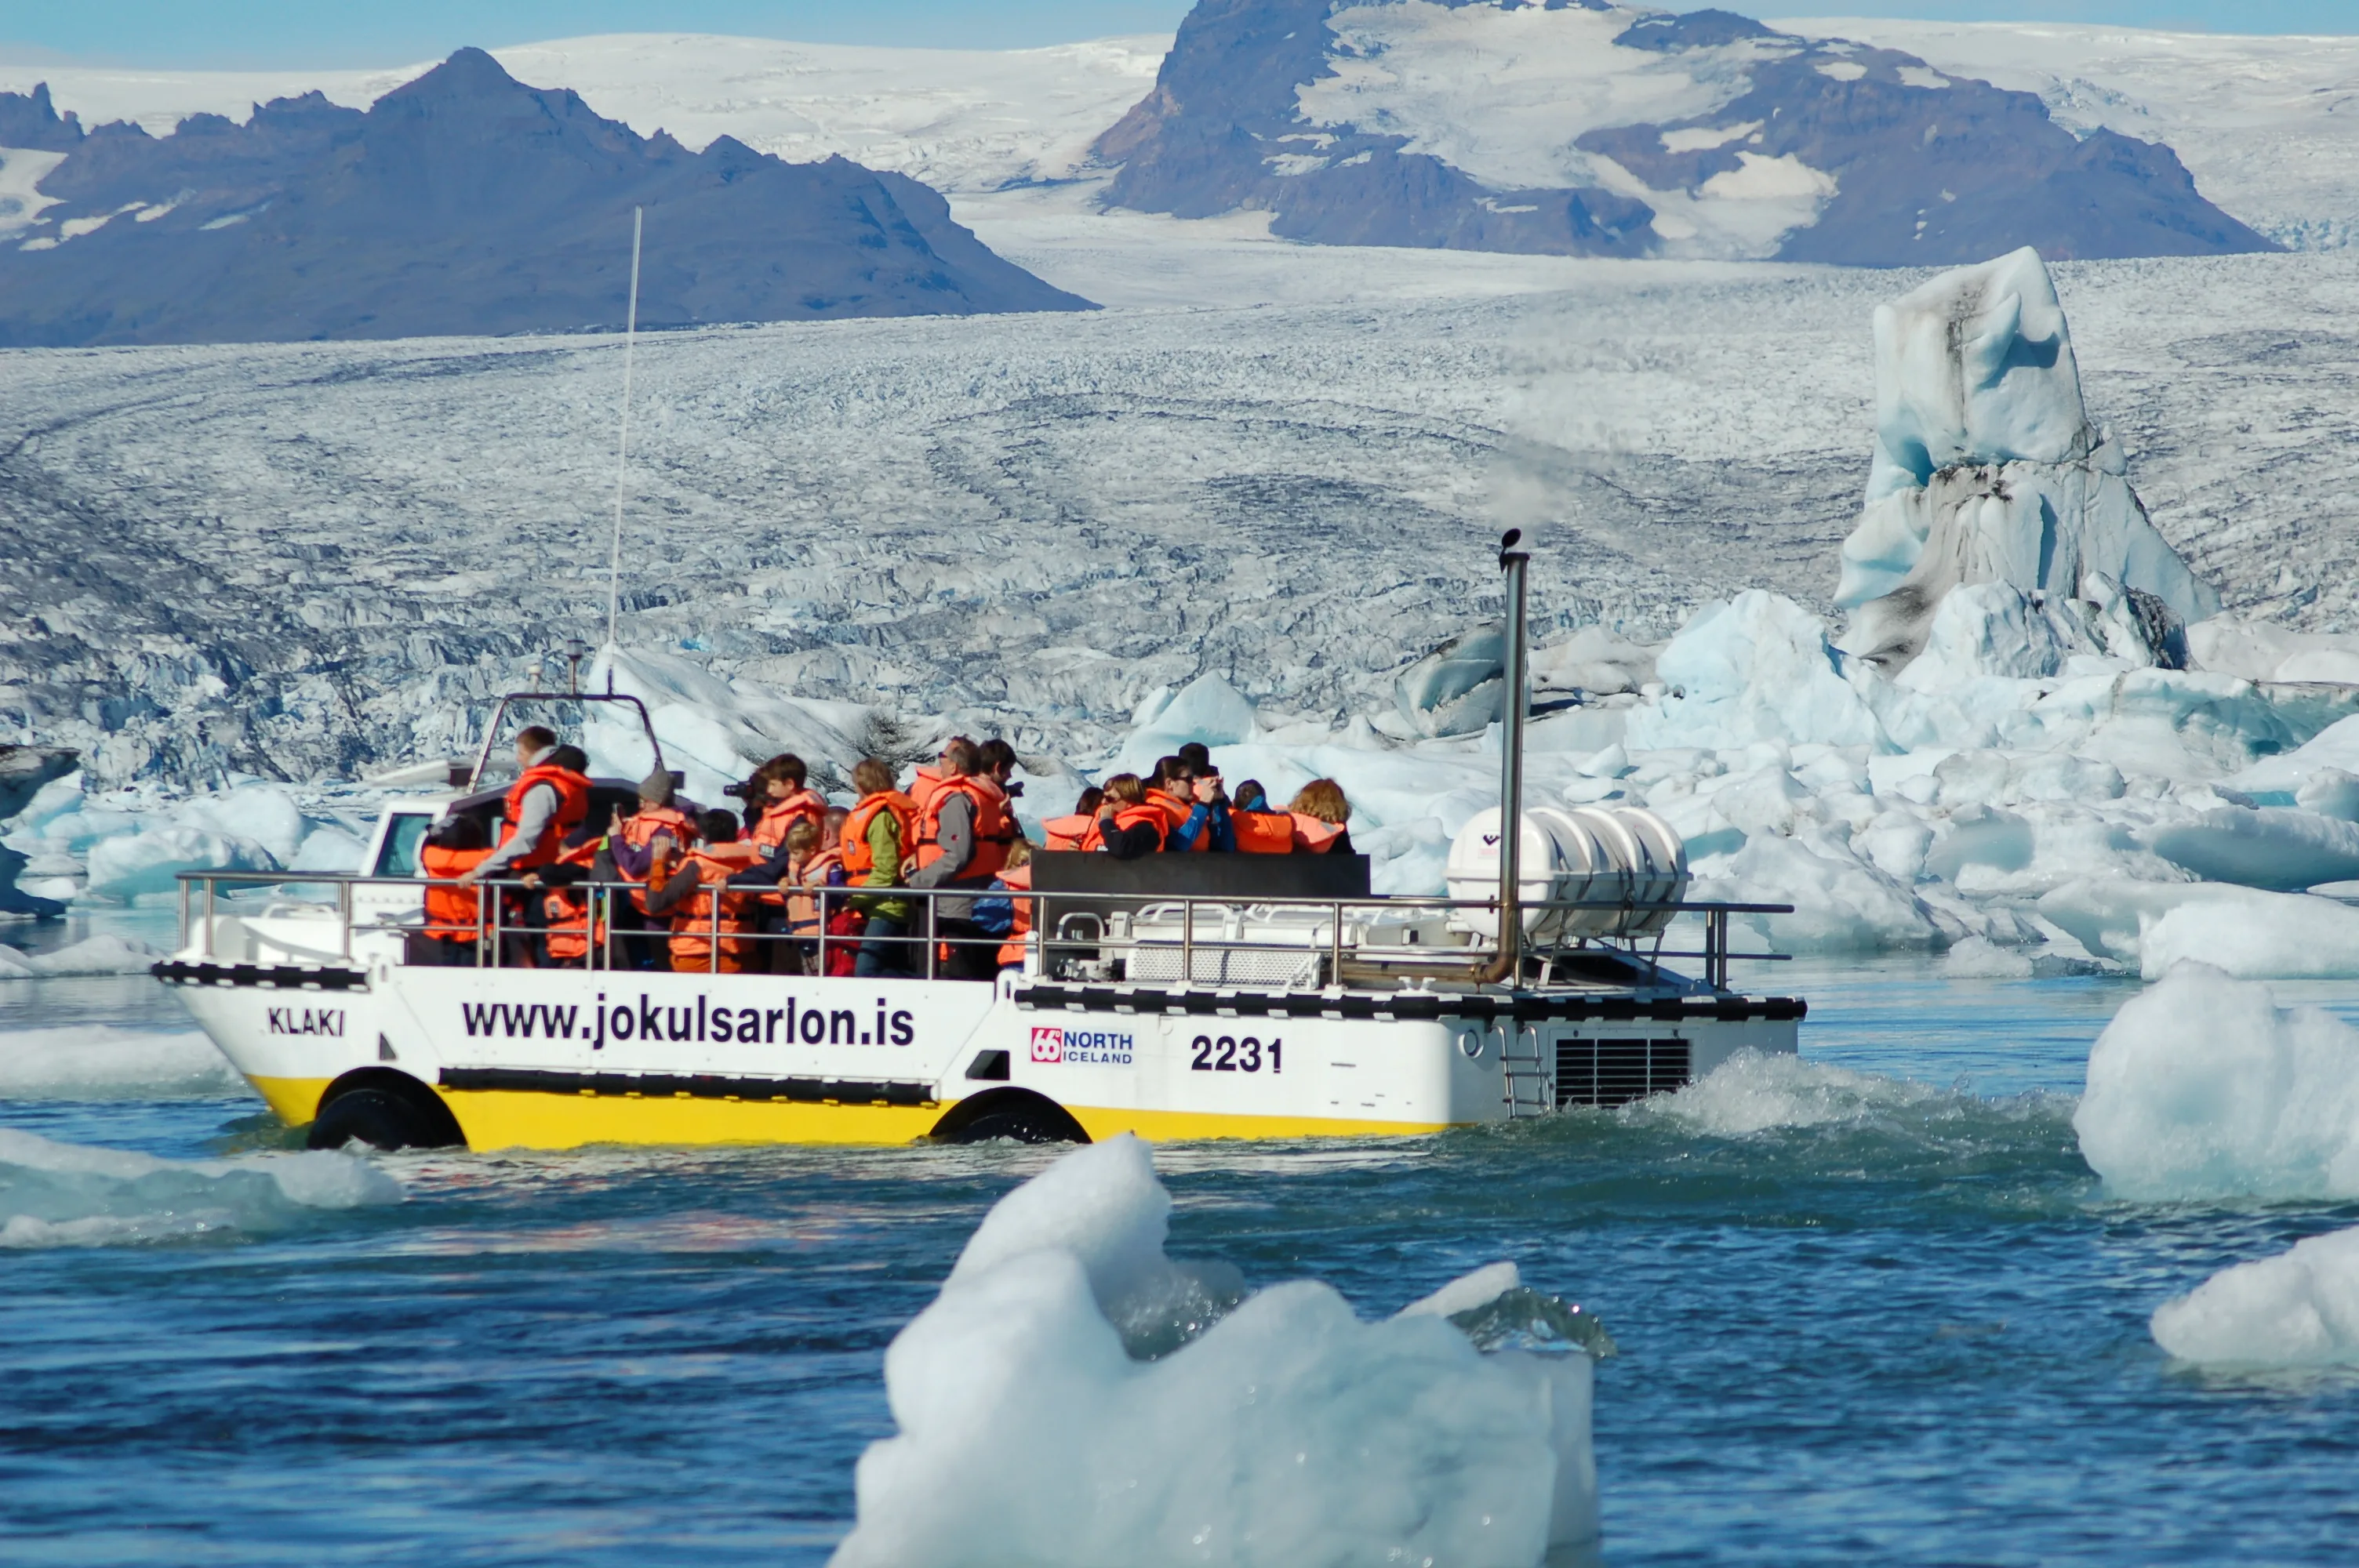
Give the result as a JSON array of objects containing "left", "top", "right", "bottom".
[{"left": 374, "top": 815, "right": 434, "bottom": 878}]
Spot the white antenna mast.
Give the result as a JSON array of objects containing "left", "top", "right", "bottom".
[{"left": 604, "top": 205, "right": 643, "bottom": 651}]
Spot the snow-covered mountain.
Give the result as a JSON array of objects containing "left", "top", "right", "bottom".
[
  {"left": 1097, "top": 0, "right": 2273, "bottom": 263},
  {"left": 1772, "top": 16, "right": 2359, "bottom": 254},
  {"left": 0, "top": 48, "right": 1089, "bottom": 346}
]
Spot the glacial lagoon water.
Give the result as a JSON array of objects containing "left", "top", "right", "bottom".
[{"left": 3, "top": 928, "right": 2357, "bottom": 1566}]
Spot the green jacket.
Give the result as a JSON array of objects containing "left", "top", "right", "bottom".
[{"left": 852, "top": 811, "right": 913, "bottom": 924}]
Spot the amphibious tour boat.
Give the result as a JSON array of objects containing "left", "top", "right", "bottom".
[{"left": 154, "top": 535, "right": 1804, "bottom": 1150}]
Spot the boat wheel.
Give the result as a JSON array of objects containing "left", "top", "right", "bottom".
[{"left": 307, "top": 1071, "right": 467, "bottom": 1151}]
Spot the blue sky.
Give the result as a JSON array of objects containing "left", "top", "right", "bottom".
[{"left": 2, "top": 1, "right": 2350, "bottom": 68}]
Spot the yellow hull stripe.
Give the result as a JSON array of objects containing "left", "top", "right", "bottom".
[{"left": 250, "top": 1074, "right": 1450, "bottom": 1149}]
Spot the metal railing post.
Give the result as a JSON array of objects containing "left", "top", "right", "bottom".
[
  {"left": 925, "top": 895, "right": 937, "bottom": 980},
  {"left": 710, "top": 880, "right": 722, "bottom": 974},
  {"left": 203, "top": 877, "right": 216, "bottom": 959},
  {"left": 1182, "top": 898, "right": 1194, "bottom": 985},
  {"left": 1330, "top": 900, "right": 1343, "bottom": 988},
  {"left": 339, "top": 880, "right": 353, "bottom": 960},
  {"left": 486, "top": 882, "right": 500, "bottom": 967},
  {"left": 817, "top": 889, "right": 828, "bottom": 976},
  {"left": 179, "top": 878, "right": 191, "bottom": 953}
]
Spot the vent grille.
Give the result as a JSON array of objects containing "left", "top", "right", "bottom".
[{"left": 1555, "top": 1036, "right": 1690, "bottom": 1108}]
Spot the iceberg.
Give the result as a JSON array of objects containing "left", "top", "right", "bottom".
[
  {"left": 1834, "top": 248, "right": 2218, "bottom": 673},
  {"left": 2074, "top": 964, "right": 2359, "bottom": 1200},
  {"left": 1626, "top": 590, "right": 1886, "bottom": 753},
  {"left": 0, "top": 1127, "right": 401, "bottom": 1247},
  {"left": 2151, "top": 1226, "right": 2359, "bottom": 1368},
  {"left": 1394, "top": 622, "right": 1507, "bottom": 739},
  {"left": 833, "top": 1135, "right": 1600, "bottom": 1568},
  {"left": 2135, "top": 891, "right": 2359, "bottom": 980}
]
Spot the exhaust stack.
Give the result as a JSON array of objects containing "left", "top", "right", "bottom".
[{"left": 1478, "top": 528, "right": 1530, "bottom": 987}]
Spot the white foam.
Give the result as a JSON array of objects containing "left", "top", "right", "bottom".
[
  {"left": 833, "top": 1135, "right": 1598, "bottom": 1567},
  {"left": 0, "top": 1127, "right": 402, "bottom": 1247},
  {"left": 0, "top": 1025, "right": 242, "bottom": 1098},
  {"left": 2151, "top": 1225, "right": 2359, "bottom": 1367},
  {"left": 1646, "top": 1047, "right": 1939, "bottom": 1136},
  {"left": 2075, "top": 963, "right": 2359, "bottom": 1201}
]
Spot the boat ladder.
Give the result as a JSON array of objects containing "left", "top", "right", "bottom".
[{"left": 1499, "top": 1022, "right": 1550, "bottom": 1119}]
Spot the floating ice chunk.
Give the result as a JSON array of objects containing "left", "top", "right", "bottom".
[
  {"left": 2151, "top": 1226, "right": 2359, "bottom": 1367},
  {"left": 172, "top": 786, "right": 308, "bottom": 866},
  {"left": 834, "top": 1135, "right": 1598, "bottom": 1567},
  {"left": 1394, "top": 622, "right": 1506, "bottom": 739},
  {"left": 2236, "top": 713, "right": 2359, "bottom": 797},
  {"left": 2, "top": 932, "right": 164, "bottom": 978},
  {"left": 0, "top": 1024, "right": 241, "bottom": 1098},
  {"left": 2296, "top": 768, "right": 2359, "bottom": 822},
  {"left": 1532, "top": 626, "right": 1656, "bottom": 698},
  {"left": 2074, "top": 964, "right": 2359, "bottom": 1201},
  {"left": 2136, "top": 891, "right": 2359, "bottom": 979},
  {"left": 1627, "top": 591, "right": 1886, "bottom": 753},
  {"left": 85, "top": 826, "right": 276, "bottom": 898},
  {"left": 2036, "top": 877, "right": 2262, "bottom": 964},
  {"left": 289, "top": 826, "right": 366, "bottom": 874},
  {"left": 1689, "top": 825, "right": 1940, "bottom": 952},
  {"left": 2190, "top": 615, "right": 2359, "bottom": 687},
  {"left": 1112, "top": 673, "right": 1262, "bottom": 770},
  {"left": 2148, "top": 806, "right": 2359, "bottom": 891},
  {"left": 1943, "top": 935, "right": 2034, "bottom": 977},
  {"left": 2, "top": 772, "right": 82, "bottom": 833},
  {"left": 1837, "top": 248, "right": 2217, "bottom": 670},
  {"left": 0, "top": 1127, "right": 401, "bottom": 1247}
]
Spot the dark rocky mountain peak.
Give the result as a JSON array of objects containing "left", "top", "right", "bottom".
[{"left": 0, "top": 49, "right": 1090, "bottom": 347}]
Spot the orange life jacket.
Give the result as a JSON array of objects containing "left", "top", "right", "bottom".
[
  {"left": 621, "top": 804, "right": 695, "bottom": 852},
  {"left": 914, "top": 773, "right": 1016, "bottom": 880},
  {"left": 1042, "top": 813, "right": 1093, "bottom": 851},
  {"left": 908, "top": 764, "right": 945, "bottom": 816},
  {"left": 499, "top": 762, "right": 592, "bottom": 870},
  {"left": 1291, "top": 814, "right": 1347, "bottom": 853},
  {"left": 785, "top": 846, "right": 842, "bottom": 938},
  {"left": 1148, "top": 787, "right": 1207, "bottom": 851},
  {"left": 668, "top": 841, "right": 763, "bottom": 972},
  {"left": 419, "top": 843, "right": 489, "bottom": 940},
  {"left": 1108, "top": 802, "right": 1168, "bottom": 852},
  {"left": 542, "top": 885, "right": 609, "bottom": 964},
  {"left": 840, "top": 790, "right": 919, "bottom": 879},
  {"left": 995, "top": 862, "right": 1034, "bottom": 970},
  {"left": 753, "top": 788, "right": 827, "bottom": 851},
  {"left": 1232, "top": 809, "right": 1296, "bottom": 855}
]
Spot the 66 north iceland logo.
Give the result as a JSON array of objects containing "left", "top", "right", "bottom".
[{"left": 1030, "top": 1025, "right": 1133, "bottom": 1066}]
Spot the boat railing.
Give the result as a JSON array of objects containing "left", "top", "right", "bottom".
[{"left": 169, "top": 870, "right": 1792, "bottom": 993}]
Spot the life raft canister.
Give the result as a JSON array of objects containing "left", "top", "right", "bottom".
[
  {"left": 1041, "top": 813, "right": 1093, "bottom": 851},
  {"left": 499, "top": 763, "right": 591, "bottom": 869}
]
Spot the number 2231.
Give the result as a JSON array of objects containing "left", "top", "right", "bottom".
[{"left": 1190, "top": 1035, "right": 1281, "bottom": 1073}]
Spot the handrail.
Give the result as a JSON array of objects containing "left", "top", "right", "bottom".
[{"left": 165, "top": 867, "right": 1794, "bottom": 993}]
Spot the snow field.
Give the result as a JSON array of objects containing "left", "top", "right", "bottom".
[
  {"left": 2150, "top": 1225, "right": 2359, "bottom": 1368},
  {"left": 833, "top": 1134, "right": 1598, "bottom": 1567},
  {"left": 0, "top": 1127, "right": 402, "bottom": 1248},
  {"left": 2075, "top": 964, "right": 2359, "bottom": 1203}
]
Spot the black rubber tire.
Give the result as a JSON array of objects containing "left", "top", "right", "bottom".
[
  {"left": 929, "top": 1090, "right": 1090, "bottom": 1146},
  {"left": 307, "top": 1086, "right": 461, "bottom": 1151}
]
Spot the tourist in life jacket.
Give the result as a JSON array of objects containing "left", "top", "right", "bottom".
[
  {"left": 1228, "top": 778, "right": 1296, "bottom": 854},
  {"left": 1044, "top": 786, "right": 1103, "bottom": 851},
  {"left": 460, "top": 726, "right": 591, "bottom": 884},
  {"left": 908, "top": 736, "right": 1016, "bottom": 980},
  {"left": 982, "top": 838, "right": 1036, "bottom": 975},
  {"left": 841, "top": 757, "right": 918, "bottom": 978},
  {"left": 1092, "top": 774, "right": 1167, "bottom": 859},
  {"left": 745, "top": 753, "right": 827, "bottom": 848},
  {"left": 636, "top": 808, "right": 763, "bottom": 972},
  {"left": 1147, "top": 754, "right": 1234, "bottom": 852},
  {"left": 1287, "top": 779, "right": 1355, "bottom": 854},
  {"left": 414, "top": 815, "right": 492, "bottom": 965},
  {"left": 599, "top": 768, "right": 692, "bottom": 970}
]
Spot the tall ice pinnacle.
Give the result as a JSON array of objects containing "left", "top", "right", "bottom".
[{"left": 1834, "top": 247, "right": 2219, "bottom": 672}]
